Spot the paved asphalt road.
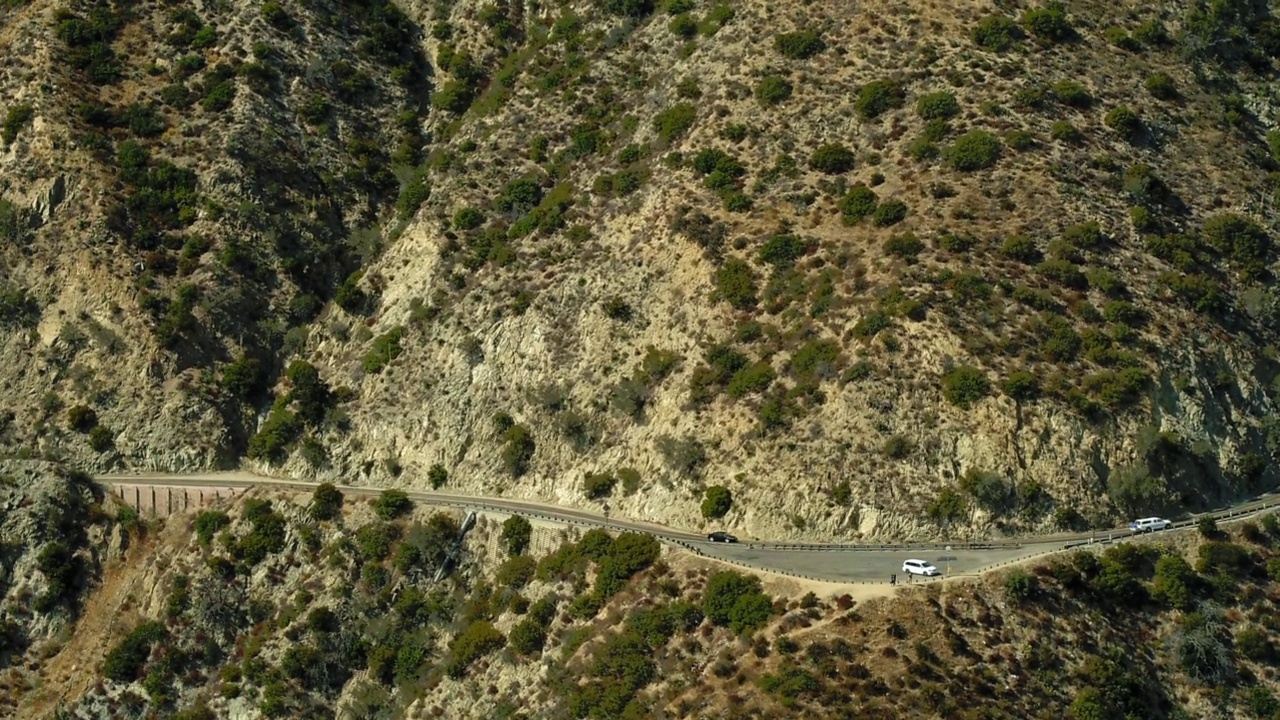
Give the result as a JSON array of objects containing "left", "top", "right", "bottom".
[{"left": 96, "top": 472, "right": 1280, "bottom": 584}]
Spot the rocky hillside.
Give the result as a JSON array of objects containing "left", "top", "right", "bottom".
[
  {"left": 9, "top": 461, "right": 1280, "bottom": 719},
  {"left": 3, "top": 0, "right": 1280, "bottom": 540}
]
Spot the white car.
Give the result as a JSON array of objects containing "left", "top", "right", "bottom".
[
  {"left": 1129, "top": 517, "right": 1172, "bottom": 533},
  {"left": 902, "top": 559, "right": 940, "bottom": 576}
]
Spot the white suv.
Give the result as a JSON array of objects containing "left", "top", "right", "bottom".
[
  {"left": 902, "top": 559, "right": 940, "bottom": 576},
  {"left": 1129, "top": 517, "right": 1172, "bottom": 532}
]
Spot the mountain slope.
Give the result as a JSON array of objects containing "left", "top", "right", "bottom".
[{"left": 2, "top": 0, "right": 1280, "bottom": 540}]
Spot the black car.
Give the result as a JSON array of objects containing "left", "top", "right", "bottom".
[{"left": 707, "top": 531, "right": 738, "bottom": 543}]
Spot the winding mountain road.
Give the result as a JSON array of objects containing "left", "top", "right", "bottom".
[{"left": 96, "top": 472, "right": 1280, "bottom": 584}]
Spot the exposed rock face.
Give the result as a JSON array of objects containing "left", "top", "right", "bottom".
[{"left": 28, "top": 174, "right": 64, "bottom": 228}]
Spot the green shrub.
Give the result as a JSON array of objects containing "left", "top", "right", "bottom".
[
  {"left": 1001, "top": 235, "right": 1040, "bottom": 263},
  {"left": 103, "top": 621, "right": 166, "bottom": 681},
  {"left": 508, "top": 617, "right": 547, "bottom": 656},
  {"left": 1151, "top": 555, "right": 1195, "bottom": 610},
  {"left": 1196, "top": 541, "right": 1251, "bottom": 574},
  {"left": 755, "top": 75, "right": 792, "bottom": 106},
  {"left": 1062, "top": 220, "right": 1104, "bottom": 248},
  {"left": 1097, "top": 24, "right": 1134, "bottom": 48},
  {"left": 790, "top": 339, "right": 839, "bottom": 378},
  {"left": 727, "top": 362, "right": 775, "bottom": 397},
  {"left": 432, "top": 79, "right": 476, "bottom": 113},
  {"left": 944, "top": 130, "right": 1001, "bottom": 171},
  {"left": 1102, "top": 301, "right": 1143, "bottom": 327},
  {"left": 261, "top": 1, "right": 292, "bottom": 29},
  {"left": 67, "top": 405, "right": 98, "bottom": 432},
  {"left": 1022, "top": 2, "right": 1072, "bottom": 42},
  {"left": 1104, "top": 106, "right": 1142, "bottom": 140},
  {"left": 703, "top": 571, "right": 772, "bottom": 633},
  {"left": 594, "top": 533, "right": 661, "bottom": 597},
  {"left": 872, "top": 199, "right": 907, "bottom": 226},
  {"left": 838, "top": 185, "right": 878, "bottom": 223},
  {"left": 396, "top": 167, "right": 430, "bottom": 219},
  {"left": 363, "top": 326, "right": 406, "bottom": 374},
  {"left": 906, "top": 137, "right": 937, "bottom": 161},
  {"left": 758, "top": 234, "right": 809, "bottom": 267},
  {"left": 653, "top": 103, "right": 696, "bottom": 142},
  {"left": 1238, "top": 627, "right": 1274, "bottom": 663},
  {"left": 201, "top": 81, "right": 235, "bottom": 112},
  {"left": 192, "top": 510, "right": 230, "bottom": 546},
  {"left": 1005, "top": 130, "right": 1034, "bottom": 150},
  {"left": 1202, "top": 213, "right": 1269, "bottom": 277},
  {"left": 1145, "top": 72, "right": 1176, "bottom": 100},
  {"left": 446, "top": 621, "right": 506, "bottom": 677},
  {"left": 502, "top": 424, "right": 536, "bottom": 477},
  {"left": 1036, "top": 258, "right": 1087, "bottom": 288},
  {"left": 1004, "top": 569, "right": 1036, "bottom": 601},
  {"left": 713, "top": 258, "right": 757, "bottom": 309},
  {"left": 1050, "top": 120, "right": 1082, "bottom": 143},
  {"left": 1053, "top": 80, "right": 1091, "bottom": 108},
  {"left": 775, "top": 30, "right": 825, "bottom": 59},
  {"left": 88, "top": 425, "right": 114, "bottom": 452},
  {"left": 927, "top": 488, "right": 967, "bottom": 525},
  {"left": 855, "top": 80, "right": 905, "bottom": 119},
  {"left": 1, "top": 103, "right": 33, "bottom": 145},
  {"left": 374, "top": 489, "right": 413, "bottom": 520},
  {"left": 669, "top": 12, "right": 697, "bottom": 37},
  {"left": 1002, "top": 372, "right": 1040, "bottom": 401},
  {"left": 583, "top": 472, "right": 615, "bottom": 499},
  {"left": 603, "top": 0, "right": 654, "bottom": 16},
  {"left": 884, "top": 233, "right": 924, "bottom": 261},
  {"left": 1198, "top": 515, "right": 1220, "bottom": 538},
  {"left": 916, "top": 91, "right": 959, "bottom": 119},
  {"left": 971, "top": 15, "right": 1019, "bottom": 51},
  {"left": 306, "top": 483, "right": 343, "bottom": 521},
  {"left": 809, "top": 143, "right": 855, "bottom": 173},
  {"left": 356, "top": 521, "right": 399, "bottom": 561},
  {"left": 882, "top": 434, "right": 913, "bottom": 459},
  {"left": 937, "top": 233, "right": 976, "bottom": 252},
  {"left": 500, "top": 515, "right": 532, "bottom": 557},
  {"left": 1247, "top": 686, "right": 1280, "bottom": 718},
  {"left": 701, "top": 485, "right": 732, "bottom": 518},
  {"left": 942, "top": 366, "right": 990, "bottom": 408}
]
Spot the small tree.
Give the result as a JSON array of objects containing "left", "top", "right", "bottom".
[
  {"left": 855, "top": 79, "right": 905, "bottom": 119},
  {"left": 702, "top": 485, "right": 733, "bottom": 519},
  {"left": 428, "top": 464, "right": 448, "bottom": 489},
  {"left": 774, "top": 30, "right": 825, "bottom": 60},
  {"left": 583, "top": 472, "right": 615, "bottom": 499},
  {"left": 1004, "top": 569, "right": 1036, "bottom": 601},
  {"left": 194, "top": 510, "right": 230, "bottom": 545},
  {"left": 309, "top": 483, "right": 343, "bottom": 521},
  {"left": 944, "top": 130, "right": 1001, "bottom": 171},
  {"left": 1104, "top": 106, "right": 1142, "bottom": 140},
  {"left": 942, "top": 366, "right": 990, "bottom": 407},
  {"left": 374, "top": 489, "right": 413, "bottom": 520},
  {"left": 1197, "top": 515, "right": 1219, "bottom": 538},
  {"left": 971, "top": 15, "right": 1019, "bottom": 51},
  {"left": 808, "top": 143, "right": 855, "bottom": 174},
  {"left": 67, "top": 405, "right": 98, "bottom": 432},
  {"left": 1021, "top": 2, "right": 1072, "bottom": 42},
  {"left": 88, "top": 425, "right": 114, "bottom": 452},
  {"left": 500, "top": 515, "right": 533, "bottom": 557}
]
